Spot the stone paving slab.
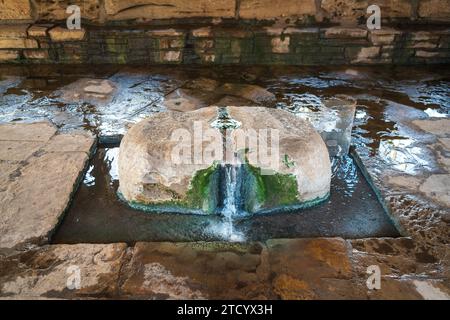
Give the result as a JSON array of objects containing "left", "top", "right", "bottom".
[
  {"left": 120, "top": 241, "right": 267, "bottom": 299},
  {"left": 0, "top": 243, "right": 126, "bottom": 298},
  {"left": 350, "top": 117, "right": 450, "bottom": 300},
  {"left": 0, "top": 140, "right": 45, "bottom": 162},
  {"left": 0, "top": 122, "right": 95, "bottom": 249},
  {"left": 0, "top": 122, "right": 56, "bottom": 141}
]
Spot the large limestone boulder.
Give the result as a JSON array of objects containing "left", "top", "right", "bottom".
[
  {"left": 227, "top": 107, "right": 331, "bottom": 213},
  {"left": 118, "top": 107, "right": 223, "bottom": 214},
  {"left": 118, "top": 106, "right": 331, "bottom": 214}
]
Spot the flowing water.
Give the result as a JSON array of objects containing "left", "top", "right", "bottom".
[{"left": 210, "top": 164, "right": 245, "bottom": 242}]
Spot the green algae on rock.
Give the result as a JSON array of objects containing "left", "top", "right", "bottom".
[{"left": 118, "top": 162, "right": 220, "bottom": 214}]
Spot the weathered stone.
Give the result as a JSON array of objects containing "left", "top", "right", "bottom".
[
  {"left": 23, "top": 49, "right": 49, "bottom": 59},
  {"left": 0, "top": 123, "right": 94, "bottom": 249},
  {"left": 0, "top": 161, "right": 21, "bottom": 189},
  {"left": 412, "top": 280, "right": 450, "bottom": 300},
  {"left": 412, "top": 119, "right": 450, "bottom": 137},
  {"left": 160, "top": 50, "right": 182, "bottom": 63},
  {"left": 265, "top": 27, "right": 319, "bottom": 36},
  {"left": 35, "top": 0, "right": 101, "bottom": 21},
  {"left": 184, "top": 78, "right": 219, "bottom": 92},
  {"left": 227, "top": 107, "right": 331, "bottom": 208},
  {"left": 27, "top": 25, "right": 52, "bottom": 37},
  {"left": 366, "top": 278, "right": 426, "bottom": 300},
  {"left": 324, "top": 27, "right": 368, "bottom": 39},
  {"left": 351, "top": 46, "right": 380, "bottom": 63},
  {"left": 42, "top": 132, "right": 95, "bottom": 153},
  {"left": 147, "top": 29, "right": 184, "bottom": 37},
  {"left": 416, "top": 50, "right": 439, "bottom": 58},
  {"left": 0, "top": 50, "right": 19, "bottom": 61},
  {"left": 120, "top": 242, "right": 267, "bottom": 299},
  {"left": 48, "top": 27, "right": 86, "bottom": 42},
  {"left": 411, "top": 31, "right": 440, "bottom": 42},
  {"left": 57, "top": 78, "right": 118, "bottom": 105},
  {"left": 0, "top": 141, "right": 46, "bottom": 162},
  {"left": 0, "top": 25, "right": 29, "bottom": 38},
  {"left": 192, "top": 27, "right": 213, "bottom": 38},
  {"left": 213, "top": 95, "right": 253, "bottom": 107},
  {"left": 418, "top": 0, "right": 450, "bottom": 20},
  {"left": 386, "top": 175, "right": 422, "bottom": 191},
  {"left": 271, "top": 37, "right": 290, "bottom": 53},
  {"left": 105, "top": 0, "right": 235, "bottom": 20},
  {"left": 0, "top": 38, "right": 38, "bottom": 49},
  {"left": 321, "top": 0, "right": 412, "bottom": 23},
  {"left": 370, "top": 34, "right": 396, "bottom": 45},
  {"left": 163, "top": 88, "right": 209, "bottom": 112},
  {"left": 0, "top": 244, "right": 127, "bottom": 298},
  {"left": 83, "top": 79, "right": 115, "bottom": 95},
  {"left": 0, "top": 0, "right": 32, "bottom": 21},
  {"left": 0, "top": 150, "right": 91, "bottom": 249},
  {"left": 118, "top": 107, "right": 222, "bottom": 213},
  {"left": 119, "top": 106, "right": 331, "bottom": 213},
  {"left": 412, "top": 42, "right": 438, "bottom": 49},
  {"left": 216, "top": 83, "right": 276, "bottom": 105},
  {"left": 419, "top": 174, "right": 450, "bottom": 207},
  {"left": 267, "top": 238, "right": 353, "bottom": 299},
  {"left": 0, "top": 121, "right": 56, "bottom": 141},
  {"left": 239, "top": 0, "right": 316, "bottom": 19}
]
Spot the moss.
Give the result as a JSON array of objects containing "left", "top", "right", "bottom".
[
  {"left": 243, "top": 163, "right": 300, "bottom": 212},
  {"left": 185, "top": 161, "right": 220, "bottom": 213},
  {"left": 105, "top": 38, "right": 127, "bottom": 64},
  {"left": 282, "top": 154, "right": 296, "bottom": 168},
  {"left": 119, "top": 162, "right": 220, "bottom": 215}
]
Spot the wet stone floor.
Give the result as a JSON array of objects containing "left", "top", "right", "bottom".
[{"left": 0, "top": 64, "right": 449, "bottom": 299}]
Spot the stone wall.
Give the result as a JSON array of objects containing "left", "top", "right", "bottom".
[
  {"left": 1, "top": 0, "right": 449, "bottom": 24},
  {"left": 0, "top": 24, "right": 449, "bottom": 65},
  {"left": 0, "top": 0, "right": 449, "bottom": 65}
]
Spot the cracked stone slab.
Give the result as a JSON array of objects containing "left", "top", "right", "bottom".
[
  {"left": 0, "top": 243, "right": 127, "bottom": 298},
  {"left": 0, "top": 122, "right": 95, "bottom": 249}
]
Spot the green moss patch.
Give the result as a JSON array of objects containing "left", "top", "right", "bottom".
[
  {"left": 243, "top": 163, "right": 299, "bottom": 213},
  {"left": 119, "top": 162, "right": 220, "bottom": 215}
]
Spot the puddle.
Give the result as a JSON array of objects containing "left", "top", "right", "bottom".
[{"left": 52, "top": 148, "right": 399, "bottom": 243}]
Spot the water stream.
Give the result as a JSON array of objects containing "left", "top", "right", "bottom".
[{"left": 216, "top": 164, "right": 245, "bottom": 242}]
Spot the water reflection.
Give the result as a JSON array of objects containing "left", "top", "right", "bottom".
[
  {"left": 378, "top": 138, "right": 431, "bottom": 174},
  {"left": 331, "top": 155, "right": 358, "bottom": 197}
]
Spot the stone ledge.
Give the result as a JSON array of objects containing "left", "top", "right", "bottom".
[
  {"left": 48, "top": 27, "right": 86, "bottom": 42},
  {"left": 0, "top": 122, "right": 95, "bottom": 249}
]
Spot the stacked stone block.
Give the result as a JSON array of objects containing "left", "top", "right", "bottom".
[{"left": 0, "top": 24, "right": 449, "bottom": 65}]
